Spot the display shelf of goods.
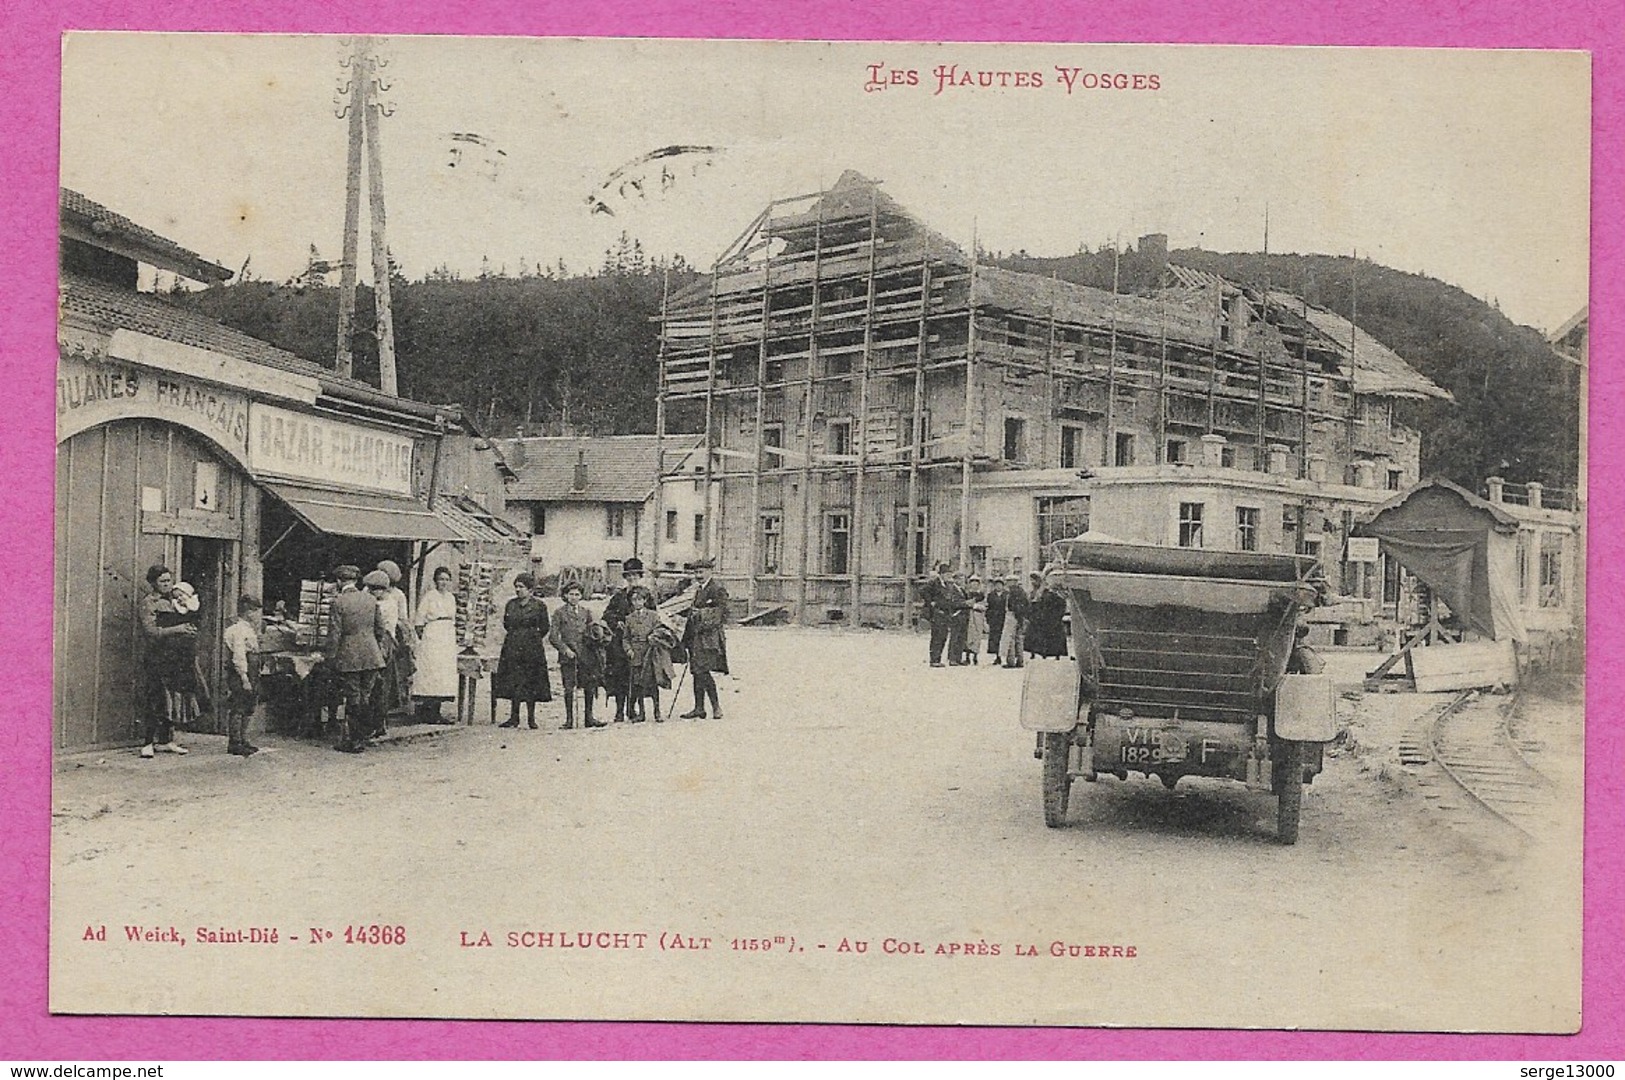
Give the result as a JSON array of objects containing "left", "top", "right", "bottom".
[
  {"left": 456, "top": 561, "right": 498, "bottom": 649},
  {"left": 298, "top": 580, "right": 339, "bottom": 649}
]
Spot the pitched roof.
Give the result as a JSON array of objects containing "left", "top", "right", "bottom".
[
  {"left": 669, "top": 171, "right": 1448, "bottom": 403},
  {"left": 670, "top": 171, "right": 967, "bottom": 308},
  {"left": 1358, "top": 477, "right": 1520, "bottom": 532},
  {"left": 60, "top": 188, "right": 232, "bottom": 284},
  {"left": 59, "top": 273, "right": 462, "bottom": 427},
  {"left": 973, "top": 266, "right": 1219, "bottom": 341},
  {"left": 975, "top": 267, "right": 1449, "bottom": 399},
  {"left": 501, "top": 436, "right": 703, "bottom": 503},
  {"left": 60, "top": 272, "right": 374, "bottom": 391},
  {"left": 1264, "top": 291, "right": 1451, "bottom": 401},
  {"left": 769, "top": 171, "right": 964, "bottom": 259}
]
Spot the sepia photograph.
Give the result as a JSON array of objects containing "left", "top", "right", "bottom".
[{"left": 49, "top": 35, "right": 1588, "bottom": 1030}]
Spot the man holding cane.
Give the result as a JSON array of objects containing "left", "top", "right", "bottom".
[{"left": 679, "top": 558, "right": 729, "bottom": 720}]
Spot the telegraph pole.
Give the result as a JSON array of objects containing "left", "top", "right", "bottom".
[
  {"left": 363, "top": 86, "right": 398, "bottom": 395},
  {"left": 333, "top": 37, "right": 398, "bottom": 395},
  {"left": 334, "top": 38, "right": 367, "bottom": 380}
]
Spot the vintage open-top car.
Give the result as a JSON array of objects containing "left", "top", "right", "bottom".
[{"left": 1020, "top": 538, "right": 1336, "bottom": 844}]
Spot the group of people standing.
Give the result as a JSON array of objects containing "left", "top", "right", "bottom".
[
  {"left": 920, "top": 563, "right": 1070, "bottom": 668},
  {"left": 133, "top": 550, "right": 733, "bottom": 759},
  {"left": 136, "top": 556, "right": 463, "bottom": 758},
  {"left": 489, "top": 556, "right": 731, "bottom": 732}
]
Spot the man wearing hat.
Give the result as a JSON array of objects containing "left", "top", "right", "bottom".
[
  {"left": 919, "top": 562, "right": 948, "bottom": 667},
  {"left": 326, "top": 565, "right": 387, "bottom": 752},
  {"left": 679, "top": 557, "right": 729, "bottom": 719},
  {"left": 921, "top": 562, "right": 965, "bottom": 668},
  {"left": 602, "top": 557, "right": 654, "bottom": 722},
  {"left": 1000, "top": 572, "right": 1029, "bottom": 668}
]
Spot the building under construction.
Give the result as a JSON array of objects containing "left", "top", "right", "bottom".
[{"left": 654, "top": 171, "right": 1451, "bottom": 625}]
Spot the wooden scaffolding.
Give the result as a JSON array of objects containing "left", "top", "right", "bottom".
[{"left": 656, "top": 173, "right": 1366, "bottom": 626}]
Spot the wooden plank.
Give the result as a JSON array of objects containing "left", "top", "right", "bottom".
[
  {"left": 97, "top": 422, "right": 141, "bottom": 748},
  {"left": 62, "top": 427, "right": 105, "bottom": 750},
  {"left": 142, "top": 509, "right": 242, "bottom": 539},
  {"left": 1410, "top": 640, "right": 1518, "bottom": 693},
  {"left": 739, "top": 604, "right": 789, "bottom": 626}
]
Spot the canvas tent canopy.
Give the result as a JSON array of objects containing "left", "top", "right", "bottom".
[{"left": 1354, "top": 479, "right": 1526, "bottom": 644}]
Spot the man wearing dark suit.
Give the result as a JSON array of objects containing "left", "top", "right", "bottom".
[
  {"left": 920, "top": 562, "right": 953, "bottom": 667},
  {"left": 1001, "top": 572, "right": 1030, "bottom": 668},
  {"left": 325, "top": 565, "right": 386, "bottom": 753},
  {"left": 679, "top": 558, "right": 730, "bottom": 720},
  {"left": 944, "top": 570, "right": 972, "bottom": 665}
]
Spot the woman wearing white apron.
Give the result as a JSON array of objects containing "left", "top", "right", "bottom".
[{"left": 413, "top": 566, "right": 460, "bottom": 722}]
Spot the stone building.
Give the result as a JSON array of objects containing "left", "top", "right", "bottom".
[{"left": 655, "top": 171, "right": 1451, "bottom": 624}]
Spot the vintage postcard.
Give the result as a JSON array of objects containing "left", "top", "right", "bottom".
[{"left": 50, "top": 35, "right": 1589, "bottom": 1030}]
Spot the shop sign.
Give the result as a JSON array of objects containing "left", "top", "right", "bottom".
[
  {"left": 1345, "top": 536, "right": 1380, "bottom": 563},
  {"left": 57, "top": 349, "right": 250, "bottom": 455},
  {"left": 248, "top": 403, "right": 416, "bottom": 497}
]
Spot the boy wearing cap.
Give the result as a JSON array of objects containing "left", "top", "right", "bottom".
[
  {"left": 222, "top": 595, "right": 263, "bottom": 757},
  {"left": 549, "top": 581, "right": 607, "bottom": 729}
]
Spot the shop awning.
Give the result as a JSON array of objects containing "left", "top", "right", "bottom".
[
  {"left": 263, "top": 482, "right": 465, "bottom": 542},
  {"left": 430, "top": 494, "right": 528, "bottom": 545}
]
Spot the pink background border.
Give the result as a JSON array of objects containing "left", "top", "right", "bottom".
[{"left": 3, "top": 0, "right": 1618, "bottom": 1060}]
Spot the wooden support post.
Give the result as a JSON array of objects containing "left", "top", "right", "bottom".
[
  {"left": 747, "top": 220, "right": 774, "bottom": 612},
  {"left": 1300, "top": 294, "right": 1312, "bottom": 479},
  {"left": 796, "top": 206, "right": 824, "bottom": 623},
  {"left": 1208, "top": 283, "right": 1220, "bottom": 435},
  {"left": 903, "top": 256, "right": 931, "bottom": 627},
  {"left": 1102, "top": 243, "right": 1120, "bottom": 466},
  {"left": 702, "top": 264, "right": 720, "bottom": 561},
  {"left": 959, "top": 236, "right": 978, "bottom": 572},
  {"left": 1256, "top": 340, "right": 1268, "bottom": 471},
  {"left": 1347, "top": 249, "right": 1359, "bottom": 482},
  {"left": 653, "top": 269, "right": 670, "bottom": 570},
  {"left": 1156, "top": 288, "right": 1169, "bottom": 463},
  {"left": 1260, "top": 220, "right": 1272, "bottom": 469},
  {"left": 1046, "top": 280, "right": 1059, "bottom": 469},
  {"left": 851, "top": 184, "right": 881, "bottom": 624}
]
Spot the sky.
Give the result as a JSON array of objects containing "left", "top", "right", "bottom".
[{"left": 60, "top": 35, "right": 1591, "bottom": 332}]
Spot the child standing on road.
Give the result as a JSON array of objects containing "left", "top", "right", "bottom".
[
  {"left": 965, "top": 574, "right": 987, "bottom": 665},
  {"left": 550, "top": 581, "right": 606, "bottom": 730},
  {"left": 222, "top": 595, "right": 263, "bottom": 757},
  {"left": 623, "top": 590, "right": 669, "bottom": 722}
]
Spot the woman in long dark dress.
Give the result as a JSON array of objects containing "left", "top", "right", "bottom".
[
  {"left": 1025, "top": 571, "right": 1071, "bottom": 660},
  {"left": 494, "top": 573, "right": 552, "bottom": 728}
]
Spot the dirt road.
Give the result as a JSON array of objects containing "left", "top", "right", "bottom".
[{"left": 50, "top": 628, "right": 1581, "bottom": 1029}]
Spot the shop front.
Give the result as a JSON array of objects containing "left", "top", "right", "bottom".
[{"left": 54, "top": 322, "right": 476, "bottom": 753}]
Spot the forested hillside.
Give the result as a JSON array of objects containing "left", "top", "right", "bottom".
[
  {"left": 178, "top": 239, "right": 1582, "bottom": 493},
  {"left": 180, "top": 236, "right": 700, "bottom": 438}
]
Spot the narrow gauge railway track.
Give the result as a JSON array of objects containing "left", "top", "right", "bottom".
[{"left": 1429, "top": 690, "right": 1555, "bottom": 840}]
